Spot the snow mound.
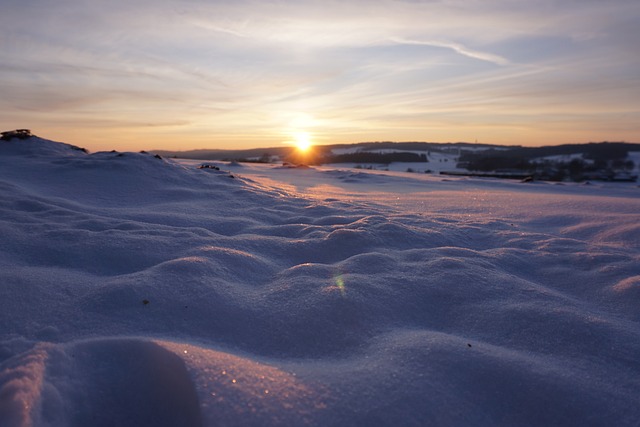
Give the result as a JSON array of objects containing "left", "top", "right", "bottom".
[
  {"left": 0, "top": 135, "right": 87, "bottom": 158},
  {"left": 1, "top": 139, "right": 640, "bottom": 425}
]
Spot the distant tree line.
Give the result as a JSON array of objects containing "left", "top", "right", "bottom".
[
  {"left": 460, "top": 154, "right": 533, "bottom": 172},
  {"left": 460, "top": 142, "right": 633, "bottom": 165},
  {"left": 322, "top": 151, "right": 427, "bottom": 164},
  {"left": 458, "top": 142, "right": 638, "bottom": 181}
]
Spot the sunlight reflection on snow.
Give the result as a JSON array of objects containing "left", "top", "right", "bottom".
[{"left": 158, "top": 341, "right": 327, "bottom": 424}]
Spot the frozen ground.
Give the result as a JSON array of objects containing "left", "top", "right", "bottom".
[{"left": 1, "top": 137, "right": 640, "bottom": 426}]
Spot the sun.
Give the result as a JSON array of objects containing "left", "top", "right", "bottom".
[{"left": 294, "top": 132, "right": 312, "bottom": 152}]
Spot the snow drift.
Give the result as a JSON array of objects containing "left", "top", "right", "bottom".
[{"left": 1, "top": 136, "right": 639, "bottom": 426}]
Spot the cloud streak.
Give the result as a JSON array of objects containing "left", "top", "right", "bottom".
[{"left": 390, "top": 37, "right": 511, "bottom": 66}]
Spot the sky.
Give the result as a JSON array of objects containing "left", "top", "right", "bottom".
[{"left": 1, "top": 0, "right": 639, "bottom": 152}]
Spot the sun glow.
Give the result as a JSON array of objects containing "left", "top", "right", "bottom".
[{"left": 294, "top": 132, "right": 312, "bottom": 152}]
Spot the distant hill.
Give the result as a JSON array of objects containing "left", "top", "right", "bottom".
[
  {"left": 151, "top": 147, "right": 293, "bottom": 161},
  {"left": 459, "top": 142, "right": 640, "bottom": 161},
  {"left": 150, "top": 141, "right": 499, "bottom": 161},
  {"left": 152, "top": 141, "right": 640, "bottom": 163}
]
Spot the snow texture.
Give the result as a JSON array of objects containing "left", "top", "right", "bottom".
[{"left": 1, "top": 136, "right": 639, "bottom": 426}]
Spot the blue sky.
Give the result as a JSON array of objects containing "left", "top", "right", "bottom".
[{"left": 2, "top": 0, "right": 639, "bottom": 151}]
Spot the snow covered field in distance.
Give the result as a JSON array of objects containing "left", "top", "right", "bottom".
[{"left": 1, "top": 136, "right": 640, "bottom": 426}]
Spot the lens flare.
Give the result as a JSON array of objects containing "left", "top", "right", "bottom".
[{"left": 334, "top": 275, "right": 346, "bottom": 296}]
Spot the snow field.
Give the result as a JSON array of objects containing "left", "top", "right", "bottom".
[{"left": 1, "top": 137, "right": 639, "bottom": 426}]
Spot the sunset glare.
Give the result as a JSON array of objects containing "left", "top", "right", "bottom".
[
  {"left": 1, "top": 0, "right": 639, "bottom": 152},
  {"left": 294, "top": 132, "right": 313, "bottom": 152}
]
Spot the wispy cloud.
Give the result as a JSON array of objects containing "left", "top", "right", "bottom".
[{"left": 390, "top": 37, "right": 510, "bottom": 66}]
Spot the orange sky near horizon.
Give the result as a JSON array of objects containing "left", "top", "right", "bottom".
[{"left": 2, "top": 1, "right": 639, "bottom": 153}]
